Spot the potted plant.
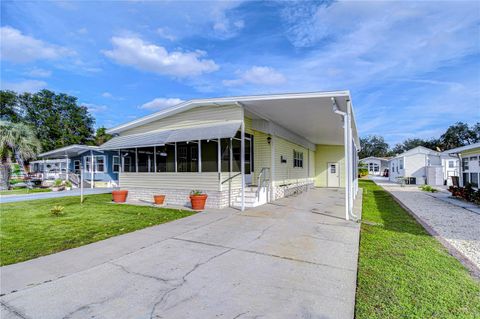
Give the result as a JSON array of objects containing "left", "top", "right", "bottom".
[
  {"left": 153, "top": 194, "right": 166, "bottom": 205},
  {"left": 112, "top": 190, "right": 129, "bottom": 203},
  {"left": 51, "top": 179, "right": 65, "bottom": 192},
  {"left": 190, "top": 190, "right": 207, "bottom": 210}
]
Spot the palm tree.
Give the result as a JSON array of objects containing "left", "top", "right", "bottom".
[{"left": 0, "top": 121, "right": 41, "bottom": 190}]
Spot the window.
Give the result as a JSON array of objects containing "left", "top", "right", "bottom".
[
  {"left": 470, "top": 156, "right": 478, "bottom": 161},
  {"left": 293, "top": 150, "right": 303, "bottom": 168},
  {"left": 462, "top": 158, "right": 469, "bottom": 171},
  {"left": 95, "top": 156, "right": 105, "bottom": 172},
  {"left": 83, "top": 156, "right": 105, "bottom": 172},
  {"left": 373, "top": 164, "right": 379, "bottom": 172},
  {"left": 399, "top": 159, "right": 404, "bottom": 170},
  {"left": 463, "top": 173, "right": 469, "bottom": 185},
  {"left": 470, "top": 173, "right": 479, "bottom": 188},
  {"left": 74, "top": 160, "right": 81, "bottom": 173},
  {"left": 330, "top": 164, "right": 336, "bottom": 173},
  {"left": 448, "top": 160, "right": 454, "bottom": 168},
  {"left": 112, "top": 156, "right": 120, "bottom": 173}
]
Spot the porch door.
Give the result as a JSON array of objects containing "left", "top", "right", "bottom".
[
  {"left": 327, "top": 162, "right": 340, "bottom": 187},
  {"left": 245, "top": 136, "right": 253, "bottom": 184}
]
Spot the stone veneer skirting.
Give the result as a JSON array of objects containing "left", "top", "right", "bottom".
[{"left": 124, "top": 180, "right": 314, "bottom": 209}]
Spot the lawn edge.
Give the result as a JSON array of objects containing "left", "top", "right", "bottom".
[{"left": 373, "top": 181, "right": 480, "bottom": 280}]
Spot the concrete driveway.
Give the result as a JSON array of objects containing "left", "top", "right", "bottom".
[
  {"left": 0, "top": 188, "right": 115, "bottom": 204},
  {"left": 0, "top": 188, "right": 362, "bottom": 319}
]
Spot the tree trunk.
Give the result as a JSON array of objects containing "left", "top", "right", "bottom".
[{"left": 0, "top": 162, "right": 11, "bottom": 190}]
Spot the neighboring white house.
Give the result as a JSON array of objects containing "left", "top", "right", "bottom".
[
  {"left": 389, "top": 146, "right": 458, "bottom": 186},
  {"left": 359, "top": 156, "right": 390, "bottom": 176},
  {"left": 441, "top": 155, "right": 460, "bottom": 186},
  {"left": 101, "top": 91, "right": 361, "bottom": 220},
  {"left": 443, "top": 142, "right": 480, "bottom": 188}
]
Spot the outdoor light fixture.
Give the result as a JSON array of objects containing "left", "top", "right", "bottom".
[{"left": 267, "top": 136, "right": 272, "bottom": 144}]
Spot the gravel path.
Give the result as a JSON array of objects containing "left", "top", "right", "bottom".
[{"left": 373, "top": 178, "right": 480, "bottom": 275}]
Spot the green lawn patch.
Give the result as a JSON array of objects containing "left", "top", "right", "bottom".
[
  {"left": 0, "top": 188, "right": 52, "bottom": 196},
  {"left": 0, "top": 194, "right": 194, "bottom": 266},
  {"left": 355, "top": 180, "right": 480, "bottom": 319}
]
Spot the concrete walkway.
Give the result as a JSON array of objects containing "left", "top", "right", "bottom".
[
  {"left": 0, "top": 188, "right": 362, "bottom": 319},
  {"left": 372, "top": 178, "right": 480, "bottom": 277},
  {"left": 0, "top": 188, "right": 115, "bottom": 203}
]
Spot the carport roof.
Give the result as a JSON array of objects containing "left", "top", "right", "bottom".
[
  {"left": 38, "top": 145, "right": 100, "bottom": 159},
  {"left": 106, "top": 91, "right": 360, "bottom": 147}
]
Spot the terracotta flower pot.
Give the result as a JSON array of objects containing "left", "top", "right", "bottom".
[
  {"left": 112, "top": 190, "right": 128, "bottom": 203},
  {"left": 190, "top": 194, "right": 208, "bottom": 210},
  {"left": 153, "top": 195, "right": 165, "bottom": 205}
]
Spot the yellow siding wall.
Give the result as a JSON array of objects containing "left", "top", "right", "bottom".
[
  {"left": 123, "top": 104, "right": 243, "bottom": 135},
  {"left": 314, "top": 144, "right": 345, "bottom": 187},
  {"left": 274, "top": 136, "right": 311, "bottom": 186},
  {"left": 252, "top": 130, "right": 271, "bottom": 182},
  {"left": 309, "top": 150, "right": 316, "bottom": 178},
  {"left": 461, "top": 148, "right": 480, "bottom": 157}
]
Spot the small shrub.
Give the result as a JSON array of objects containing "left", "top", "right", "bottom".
[
  {"left": 50, "top": 205, "right": 65, "bottom": 216},
  {"left": 53, "top": 179, "right": 63, "bottom": 187},
  {"left": 65, "top": 181, "right": 72, "bottom": 188},
  {"left": 420, "top": 185, "right": 438, "bottom": 193},
  {"left": 358, "top": 168, "right": 368, "bottom": 177}
]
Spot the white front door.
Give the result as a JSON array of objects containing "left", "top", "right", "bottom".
[{"left": 327, "top": 162, "right": 340, "bottom": 187}]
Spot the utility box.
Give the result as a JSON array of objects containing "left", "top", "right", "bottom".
[{"left": 426, "top": 166, "right": 443, "bottom": 186}]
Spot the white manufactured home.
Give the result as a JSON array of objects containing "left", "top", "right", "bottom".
[
  {"left": 101, "top": 91, "right": 361, "bottom": 220},
  {"left": 359, "top": 156, "right": 390, "bottom": 176},
  {"left": 389, "top": 146, "right": 459, "bottom": 185},
  {"left": 443, "top": 142, "right": 480, "bottom": 188}
]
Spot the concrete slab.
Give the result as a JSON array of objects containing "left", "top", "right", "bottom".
[{"left": 0, "top": 188, "right": 362, "bottom": 319}]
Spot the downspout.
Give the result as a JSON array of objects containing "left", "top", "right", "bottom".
[
  {"left": 346, "top": 99, "right": 358, "bottom": 220},
  {"left": 332, "top": 97, "right": 350, "bottom": 221}
]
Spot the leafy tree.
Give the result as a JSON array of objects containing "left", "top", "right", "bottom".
[
  {"left": 440, "top": 122, "right": 479, "bottom": 149},
  {"left": 92, "top": 127, "right": 112, "bottom": 146},
  {"left": 5, "top": 90, "right": 95, "bottom": 152},
  {"left": 359, "top": 135, "right": 389, "bottom": 158},
  {"left": 0, "top": 90, "right": 22, "bottom": 123},
  {"left": 0, "top": 121, "right": 41, "bottom": 190}
]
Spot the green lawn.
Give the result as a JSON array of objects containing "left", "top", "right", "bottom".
[
  {"left": 355, "top": 180, "right": 480, "bottom": 319},
  {"left": 0, "top": 188, "right": 52, "bottom": 196},
  {"left": 0, "top": 194, "right": 194, "bottom": 266}
]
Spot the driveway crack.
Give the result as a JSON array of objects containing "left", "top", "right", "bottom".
[
  {"left": 149, "top": 247, "right": 232, "bottom": 318},
  {"left": 0, "top": 301, "right": 30, "bottom": 319}
]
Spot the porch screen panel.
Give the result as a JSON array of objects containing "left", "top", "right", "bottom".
[
  {"left": 137, "top": 147, "right": 154, "bottom": 172},
  {"left": 121, "top": 149, "right": 136, "bottom": 172},
  {"left": 156, "top": 145, "right": 175, "bottom": 172},
  {"left": 201, "top": 140, "right": 218, "bottom": 172},
  {"left": 221, "top": 139, "right": 230, "bottom": 172},
  {"left": 176, "top": 142, "right": 198, "bottom": 172},
  {"left": 232, "top": 138, "right": 241, "bottom": 172}
]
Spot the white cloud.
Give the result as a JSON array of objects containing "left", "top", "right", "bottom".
[
  {"left": 102, "top": 36, "right": 219, "bottom": 77},
  {"left": 0, "top": 26, "right": 74, "bottom": 63},
  {"left": 156, "top": 28, "right": 176, "bottom": 41},
  {"left": 101, "top": 92, "right": 113, "bottom": 98},
  {"left": 27, "top": 68, "right": 52, "bottom": 78},
  {"left": 210, "top": 1, "right": 245, "bottom": 39},
  {"left": 1, "top": 79, "right": 47, "bottom": 93},
  {"left": 139, "top": 98, "right": 184, "bottom": 111},
  {"left": 223, "top": 66, "right": 287, "bottom": 87},
  {"left": 83, "top": 103, "right": 108, "bottom": 114}
]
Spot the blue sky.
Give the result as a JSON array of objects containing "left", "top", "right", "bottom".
[{"left": 1, "top": 0, "right": 479, "bottom": 146}]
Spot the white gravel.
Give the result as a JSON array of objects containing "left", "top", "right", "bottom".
[{"left": 373, "top": 178, "right": 480, "bottom": 272}]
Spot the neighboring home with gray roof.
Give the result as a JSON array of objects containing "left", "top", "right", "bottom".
[{"left": 443, "top": 142, "right": 480, "bottom": 188}]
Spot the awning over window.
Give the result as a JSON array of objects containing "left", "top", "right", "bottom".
[{"left": 100, "top": 121, "right": 242, "bottom": 150}]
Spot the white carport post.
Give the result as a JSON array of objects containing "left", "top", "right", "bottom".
[
  {"left": 90, "top": 150, "right": 94, "bottom": 189},
  {"left": 65, "top": 154, "right": 69, "bottom": 182},
  {"left": 333, "top": 97, "right": 350, "bottom": 221},
  {"left": 240, "top": 120, "right": 246, "bottom": 211},
  {"left": 347, "top": 101, "right": 356, "bottom": 219}
]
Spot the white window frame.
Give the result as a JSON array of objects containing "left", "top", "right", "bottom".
[
  {"left": 112, "top": 156, "right": 120, "bottom": 173},
  {"left": 74, "top": 160, "right": 81, "bottom": 172},
  {"left": 84, "top": 155, "right": 106, "bottom": 173},
  {"left": 448, "top": 160, "right": 454, "bottom": 168},
  {"left": 293, "top": 150, "right": 304, "bottom": 168}
]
